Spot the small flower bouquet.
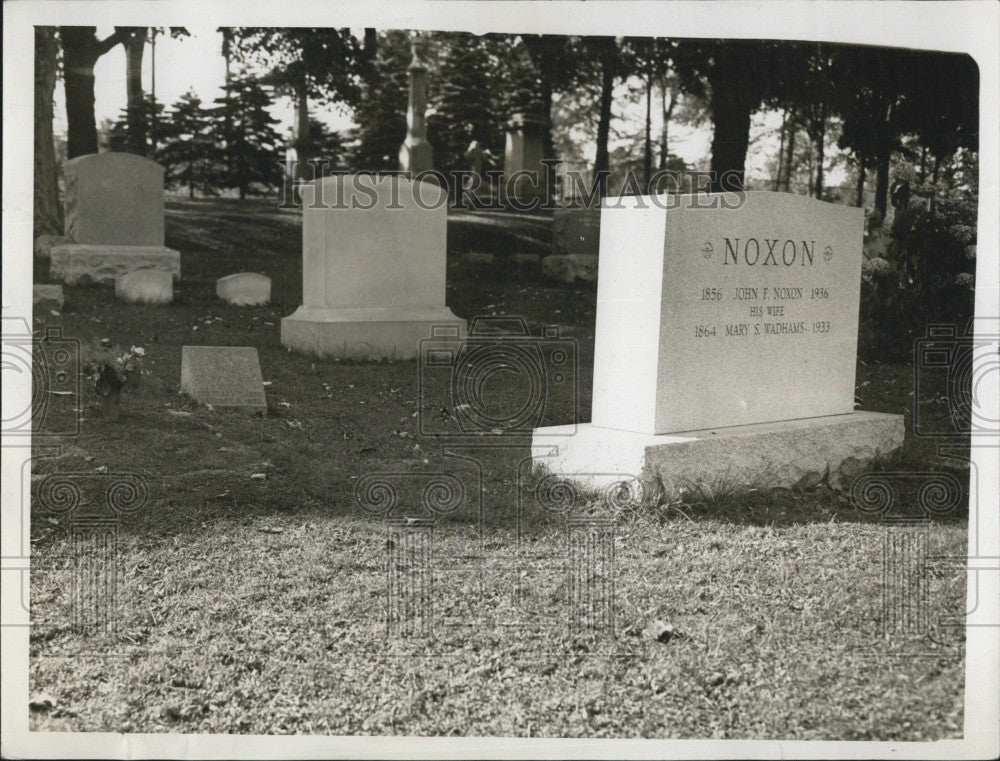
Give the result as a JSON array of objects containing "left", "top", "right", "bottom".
[{"left": 83, "top": 340, "right": 148, "bottom": 419}]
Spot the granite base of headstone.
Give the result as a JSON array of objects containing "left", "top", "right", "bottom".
[
  {"left": 532, "top": 191, "right": 904, "bottom": 497},
  {"left": 217, "top": 273, "right": 271, "bottom": 306},
  {"left": 33, "top": 284, "right": 65, "bottom": 312},
  {"left": 50, "top": 245, "right": 180, "bottom": 286},
  {"left": 180, "top": 346, "right": 267, "bottom": 413},
  {"left": 115, "top": 269, "right": 173, "bottom": 304},
  {"left": 281, "top": 174, "right": 465, "bottom": 359}
]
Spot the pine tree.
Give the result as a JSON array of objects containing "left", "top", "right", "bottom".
[
  {"left": 212, "top": 74, "right": 283, "bottom": 198},
  {"left": 307, "top": 118, "right": 346, "bottom": 171},
  {"left": 350, "top": 30, "right": 411, "bottom": 171},
  {"left": 158, "top": 90, "right": 217, "bottom": 197},
  {"left": 106, "top": 93, "right": 166, "bottom": 158},
  {"left": 426, "top": 33, "right": 504, "bottom": 174}
]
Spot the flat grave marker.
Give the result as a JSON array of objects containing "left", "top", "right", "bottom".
[{"left": 180, "top": 346, "right": 267, "bottom": 413}]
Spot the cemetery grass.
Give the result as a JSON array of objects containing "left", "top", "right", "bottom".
[{"left": 28, "top": 199, "right": 967, "bottom": 739}]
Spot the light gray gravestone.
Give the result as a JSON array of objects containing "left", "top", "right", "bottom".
[{"left": 180, "top": 346, "right": 267, "bottom": 413}]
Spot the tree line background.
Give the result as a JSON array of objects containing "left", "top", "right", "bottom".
[
  {"left": 34, "top": 28, "right": 979, "bottom": 360},
  {"left": 36, "top": 28, "right": 978, "bottom": 213}
]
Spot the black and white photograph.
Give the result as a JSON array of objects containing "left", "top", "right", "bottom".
[{"left": 2, "top": 1, "right": 998, "bottom": 758}]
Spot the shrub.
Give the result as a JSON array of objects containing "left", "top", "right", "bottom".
[{"left": 858, "top": 182, "right": 976, "bottom": 362}]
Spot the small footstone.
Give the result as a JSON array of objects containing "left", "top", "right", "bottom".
[
  {"left": 33, "top": 284, "right": 64, "bottom": 311},
  {"left": 542, "top": 254, "right": 598, "bottom": 284},
  {"left": 115, "top": 269, "right": 173, "bottom": 305},
  {"left": 464, "top": 252, "right": 495, "bottom": 266},
  {"left": 180, "top": 346, "right": 267, "bottom": 413},
  {"left": 216, "top": 272, "right": 271, "bottom": 306}
]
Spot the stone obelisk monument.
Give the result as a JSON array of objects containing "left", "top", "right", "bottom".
[{"left": 399, "top": 38, "right": 434, "bottom": 174}]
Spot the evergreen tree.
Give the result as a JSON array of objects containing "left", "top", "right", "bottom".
[
  {"left": 106, "top": 93, "right": 166, "bottom": 158},
  {"left": 426, "top": 33, "right": 505, "bottom": 174},
  {"left": 350, "top": 30, "right": 412, "bottom": 171},
  {"left": 307, "top": 118, "right": 346, "bottom": 170},
  {"left": 158, "top": 90, "right": 217, "bottom": 197},
  {"left": 212, "top": 74, "right": 283, "bottom": 198}
]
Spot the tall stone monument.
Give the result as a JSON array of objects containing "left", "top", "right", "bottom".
[
  {"left": 503, "top": 113, "right": 548, "bottom": 206},
  {"left": 399, "top": 39, "right": 433, "bottom": 175},
  {"left": 48, "top": 153, "right": 180, "bottom": 285},
  {"left": 280, "top": 174, "right": 465, "bottom": 358},
  {"left": 533, "top": 191, "right": 904, "bottom": 494}
]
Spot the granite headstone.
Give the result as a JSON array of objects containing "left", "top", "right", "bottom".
[
  {"left": 180, "top": 346, "right": 267, "bottom": 413},
  {"left": 280, "top": 174, "right": 465, "bottom": 358}
]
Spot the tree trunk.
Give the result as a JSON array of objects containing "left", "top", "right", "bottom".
[
  {"left": 874, "top": 146, "right": 891, "bottom": 221},
  {"left": 643, "top": 69, "right": 652, "bottom": 187},
  {"left": 659, "top": 81, "right": 674, "bottom": 170},
  {"left": 775, "top": 110, "right": 786, "bottom": 191},
  {"left": 61, "top": 27, "right": 101, "bottom": 158},
  {"left": 122, "top": 29, "right": 148, "bottom": 155},
  {"left": 812, "top": 108, "right": 826, "bottom": 199},
  {"left": 60, "top": 27, "right": 124, "bottom": 158},
  {"left": 854, "top": 156, "right": 866, "bottom": 207},
  {"left": 593, "top": 48, "right": 615, "bottom": 197},
  {"left": 708, "top": 76, "right": 753, "bottom": 192},
  {"left": 150, "top": 29, "right": 159, "bottom": 152},
  {"left": 35, "top": 27, "right": 63, "bottom": 237},
  {"left": 782, "top": 112, "right": 797, "bottom": 192}
]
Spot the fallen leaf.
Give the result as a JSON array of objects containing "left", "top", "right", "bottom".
[
  {"left": 29, "top": 693, "right": 58, "bottom": 711},
  {"left": 641, "top": 620, "right": 675, "bottom": 643}
]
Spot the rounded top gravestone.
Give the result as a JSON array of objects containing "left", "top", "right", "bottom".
[
  {"left": 217, "top": 273, "right": 272, "bottom": 306},
  {"left": 63, "top": 152, "right": 166, "bottom": 247}
]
